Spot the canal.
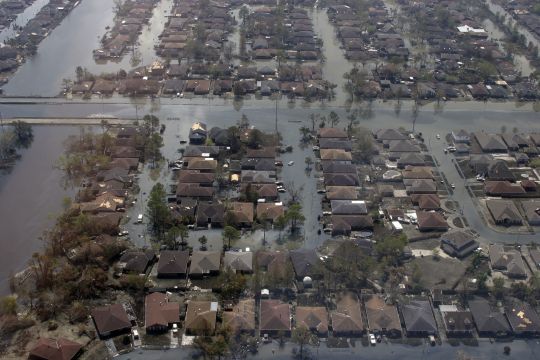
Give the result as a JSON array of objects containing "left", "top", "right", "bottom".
[{"left": 0, "top": 125, "right": 78, "bottom": 295}]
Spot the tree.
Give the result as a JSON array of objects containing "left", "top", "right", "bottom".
[
  {"left": 223, "top": 226, "right": 241, "bottom": 249},
  {"left": 350, "top": 126, "right": 375, "bottom": 163},
  {"left": 328, "top": 111, "right": 340, "bottom": 127},
  {"left": 304, "top": 157, "right": 313, "bottom": 170},
  {"left": 292, "top": 326, "right": 315, "bottom": 359},
  {"left": 146, "top": 183, "right": 170, "bottom": 238},
  {"left": 0, "top": 296, "right": 17, "bottom": 315},
  {"left": 299, "top": 126, "right": 311, "bottom": 142},
  {"left": 492, "top": 277, "right": 505, "bottom": 299},
  {"left": 198, "top": 235, "right": 208, "bottom": 250},
  {"left": 285, "top": 204, "right": 305, "bottom": 234},
  {"left": 275, "top": 215, "right": 287, "bottom": 241},
  {"left": 247, "top": 129, "right": 264, "bottom": 149},
  {"left": 374, "top": 234, "right": 408, "bottom": 266},
  {"left": 11, "top": 120, "right": 33, "bottom": 148}
]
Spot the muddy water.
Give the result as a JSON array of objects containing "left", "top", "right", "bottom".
[{"left": 0, "top": 125, "right": 78, "bottom": 295}]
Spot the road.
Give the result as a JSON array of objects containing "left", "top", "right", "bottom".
[{"left": 428, "top": 135, "right": 538, "bottom": 244}]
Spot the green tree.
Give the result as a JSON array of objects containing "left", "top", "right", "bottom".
[
  {"left": 285, "top": 204, "right": 305, "bottom": 233},
  {"left": 374, "top": 234, "right": 408, "bottom": 266},
  {"left": 223, "top": 226, "right": 241, "bottom": 249},
  {"left": 11, "top": 120, "right": 33, "bottom": 148},
  {"left": 275, "top": 215, "right": 287, "bottom": 241},
  {"left": 292, "top": 326, "right": 316, "bottom": 359},
  {"left": 146, "top": 183, "right": 170, "bottom": 238},
  {"left": 198, "top": 235, "right": 208, "bottom": 250},
  {"left": 492, "top": 277, "right": 505, "bottom": 299}
]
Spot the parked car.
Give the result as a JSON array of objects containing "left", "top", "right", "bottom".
[
  {"left": 288, "top": 161, "right": 295, "bottom": 166},
  {"left": 369, "top": 333, "right": 376, "bottom": 345}
]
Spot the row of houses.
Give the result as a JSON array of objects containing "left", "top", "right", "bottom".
[
  {"left": 89, "top": 289, "right": 540, "bottom": 341},
  {"left": 93, "top": 0, "right": 158, "bottom": 60},
  {"left": 315, "top": 127, "right": 374, "bottom": 236},
  {"left": 156, "top": 0, "right": 233, "bottom": 59},
  {"left": 372, "top": 128, "right": 451, "bottom": 233},
  {"left": 245, "top": 6, "right": 321, "bottom": 61}
]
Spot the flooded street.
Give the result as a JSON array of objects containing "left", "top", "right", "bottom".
[{"left": 0, "top": 125, "right": 78, "bottom": 295}]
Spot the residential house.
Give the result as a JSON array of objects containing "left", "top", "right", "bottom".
[
  {"left": 189, "top": 122, "right": 208, "bottom": 144},
  {"left": 331, "top": 292, "right": 364, "bottom": 337},
  {"left": 417, "top": 211, "right": 449, "bottom": 232},
  {"left": 474, "top": 132, "right": 508, "bottom": 153},
  {"left": 487, "top": 161, "right": 516, "bottom": 182},
  {"left": 364, "top": 295, "right": 401, "bottom": 337},
  {"left": 145, "top": 292, "right": 180, "bottom": 333},
  {"left": 256, "top": 203, "right": 285, "bottom": 223},
  {"left": 289, "top": 249, "right": 322, "bottom": 280},
  {"left": 325, "top": 186, "right": 358, "bottom": 200},
  {"left": 452, "top": 129, "right": 470, "bottom": 144},
  {"left": 118, "top": 250, "right": 155, "bottom": 274},
  {"left": 484, "top": 181, "right": 525, "bottom": 196},
  {"left": 440, "top": 231, "right": 479, "bottom": 258},
  {"left": 321, "top": 162, "right": 356, "bottom": 174},
  {"left": 91, "top": 304, "right": 132, "bottom": 338},
  {"left": 400, "top": 299, "right": 437, "bottom": 336},
  {"left": 375, "top": 128, "right": 406, "bottom": 142},
  {"left": 296, "top": 307, "right": 329, "bottom": 336},
  {"left": 486, "top": 200, "right": 523, "bottom": 226},
  {"left": 189, "top": 251, "right": 221, "bottom": 277},
  {"left": 331, "top": 215, "right": 374, "bottom": 235},
  {"left": 439, "top": 305, "right": 474, "bottom": 337},
  {"left": 196, "top": 203, "right": 225, "bottom": 227},
  {"left": 28, "top": 338, "right": 82, "bottom": 360},
  {"left": 405, "top": 178, "right": 437, "bottom": 193},
  {"left": 223, "top": 299, "right": 256, "bottom": 334},
  {"left": 324, "top": 173, "right": 360, "bottom": 187},
  {"left": 185, "top": 300, "right": 218, "bottom": 335},
  {"left": 320, "top": 149, "right": 352, "bottom": 161},
  {"left": 224, "top": 251, "right": 253, "bottom": 274},
  {"left": 529, "top": 248, "right": 540, "bottom": 269},
  {"left": 330, "top": 200, "right": 367, "bottom": 215},
  {"left": 260, "top": 300, "right": 292, "bottom": 336},
  {"left": 489, "top": 244, "right": 527, "bottom": 278},
  {"left": 176, "top": 183, "right": 215, "bottom": 200},
  {"left": 505, "top": 299, "right": 540, "bottom": 336},
  {"left": 318, "top": 127, "right": 348, "bottom": 139},
  {"left": 157, "top": 250, "right": 190, "bottom": 278},
  {"left": 521, "top": 199, "right": 540, "bottom": 226},
  {"left": 468, "top": 297, "right": 511, "bottom": 337},
  {"left": 228, "top": 202, "right": 255, "bottom": 227},
  {"left": 411, "top": 194, "right": 441, "bottom": 210}
]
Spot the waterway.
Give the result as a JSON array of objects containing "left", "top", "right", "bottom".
[
  {"left": 2, "top": 0, "right": 174, "bottom": 96},
  {"left": 0, "top": 125, "right": 78, "bottom": 295}
]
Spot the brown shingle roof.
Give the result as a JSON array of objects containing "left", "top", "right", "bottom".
[
  {"left": 189, "top": 251, "right": 221, "bottom": 275},
  {"left": 260, "top": 300, "right": 291, "bottom": 332},
  {"left": 185, "top": 301, "right": 218, "bottom": 333},
  {"left": 91, "top": 304, "right": 131, "bottom": 336},
  {"left": 417, "top": 211, "right": 448, "bottom": 231},
  {"left": 296, "top": 306, "right": 329, "bottom": 334},
  {"left": 256, "top": 203, "right": 285, "bottom": 221},
  {"left": 145, "top": 292, "right": 180, "bottom": 329},
  {"left": 364, "top": 295, "right": 401, "bottom": 334},
  {"left": 223, "top": 299, "right": 256, "bottom": 333},
  {"left": 331, "top": 292, "right": 363, "bottom": 334},
  {"left": 157, "top": 250, "right": 189, "bottom": 276},
  {"left": 29, "top": 338, "right": 81, "bottom": 360}
]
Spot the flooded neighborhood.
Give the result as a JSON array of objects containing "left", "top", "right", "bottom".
[{"left": 0, "top": 1, "right": 540, "bottom": 360}]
